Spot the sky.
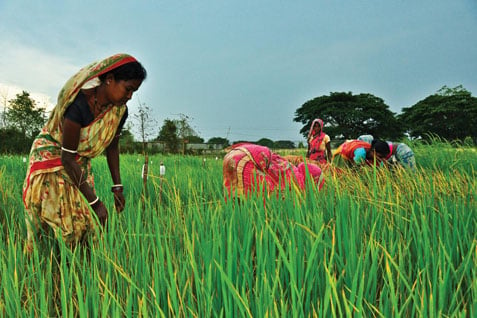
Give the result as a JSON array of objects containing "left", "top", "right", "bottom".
[{"left": 1, "top": 1, "right": 476, "bottom": 144}]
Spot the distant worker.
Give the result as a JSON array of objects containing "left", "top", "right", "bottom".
[
  {"left": 223, "top": 143, "right": 324, "bottom": 199},
  {"left": 333, "top": 139, "right": 390, "bottom": 167},
  {"left": 358, "top": 135, "right": 416, "bottom": 170},
  {"left": 306, "top": 118, "right": 332, "bottom": 164},
  {"left": 357, "top": 134, "right": 374, "bottom": 144}
]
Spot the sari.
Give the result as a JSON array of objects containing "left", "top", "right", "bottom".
[
  {"left": 307, "top": 119, "right": 330, "bottom": 164},
  {"left": 358, "top": 135, "right": 416, "bottom": 170},
  {"left": 394, "top": 143, "right": 416, "bottom": 170},
  {"left": 22, "top": 53, "right": 136, "bottom": 251},
  {"left": 332, "top": 140, "right": 371, "bottom": 164},
  {"left": 223, "top": 143, "right": 323, "bottom": 199}
]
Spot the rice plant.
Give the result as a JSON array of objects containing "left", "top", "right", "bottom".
[{"left": 0, "top": 143, "right": 475, "bottom": 316}]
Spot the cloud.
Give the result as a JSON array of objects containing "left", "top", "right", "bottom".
[
  {"left": 0, "top": 39, "right": 79, "bottom": 107},
  {"left": 0, "top": 83, "right": 55, "bottom": 111}
]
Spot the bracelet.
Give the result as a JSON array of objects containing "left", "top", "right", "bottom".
[
  {"left": 61, "top": 146, "right": 77, "bottom": 154},
  {"left": 111, "top": 184, "right": 124, "bottom": 193},
  {"left": 89, "top": 196, "right": 100, "bottom": 206}
]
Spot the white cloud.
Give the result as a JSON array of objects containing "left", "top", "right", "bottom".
[
  {"left": 0, "top": 40, "right": 79, "bottom": 110},
  {"left": 0, "top": 83, "right": 54, "bottom": 111}
]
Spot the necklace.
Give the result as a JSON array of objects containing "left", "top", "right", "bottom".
[{"left": 93, "top": 87, "right": 103, "bottom": 117}]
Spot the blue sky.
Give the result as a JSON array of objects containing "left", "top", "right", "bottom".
[{"left": 1, "top": 1, "right": 476, "bottom": 143}]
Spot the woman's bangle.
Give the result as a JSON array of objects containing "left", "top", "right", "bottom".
[
  {"left": 61, "top": 146, "right": 77, "bottom": 154},
  {"left": 111, "top": 184, "right": 124, "bottom": 193},
  {"left": 89, "top": 196, "right": 100, "bottom": 206}
]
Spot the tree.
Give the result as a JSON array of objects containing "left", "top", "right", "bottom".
[
  {"left": 0, "top": 86, "right": 9, "bottom": 128},
  {"left": 0, "top": 127, "right": 32, "bottom": 154},
  {"left": 118, "top": 124, "right": 137, "bottom": 153},
  {"left": 207, "top": 137, "right": 230, "bottom": 147},
  {"left": 274, "top": 140, "right": 295, "bottom": 149},
  {"left": 186, "top": 135, "right": 204, "bottom": 143},
  {"left": 256, "top": 138, "right": 274, "bottom": 148},
  {"left": 398, "top": 85, "right": 477, "bottom": 143},
  {"left": 133, "top": 102, "right": 157, "bottom": 152},
  {"left": 5, "top": 91, "right": 46, "bottom": 138},
  {"left": 294, "top": 92, "right": 404, "bottom": 140},
  {"left": 157, "top": 119, "right": 179, "bottom": 153},
  {"left": 173, "top": 113, "right": 201, "bottom": 154},
  {"left": 133, "top": 102, "right": 158, "bottom": 200}
]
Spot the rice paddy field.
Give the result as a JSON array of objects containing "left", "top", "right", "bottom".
[{"left": 0, "top": 141, "right": 475, "bottom": 317}]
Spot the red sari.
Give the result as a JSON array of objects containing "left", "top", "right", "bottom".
[
  {"left": 307, "top": 119, "right": 330, "bottom": 164},
  {"left": 333, "top": 140, "right": 371, "bottom": 163}
]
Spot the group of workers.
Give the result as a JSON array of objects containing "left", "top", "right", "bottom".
[
  {"left": 21, "top": 52, "right": 416, "bottom": 253},
  {"left": 305, "top": 118, "right": 416, "bottom": 170},
  {"left": 222, "top": 118, "right": 416, "bottom": 200}
]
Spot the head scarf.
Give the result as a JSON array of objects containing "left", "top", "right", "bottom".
[
  {"left": 307, "top": 118, "right": 324, "bottom": 140},
  {"left": 47, "top": 53, "right": 137, "bottom": 131},
  {"left": 24, "top": 53, "right": 138, "bottom": 204}
]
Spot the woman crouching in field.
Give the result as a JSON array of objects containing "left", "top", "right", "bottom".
[
  {"left": 223, "top": 143, "right": 324, "bottom": 200},
  {"left": 358, "top": 135, "right": 417, "bottom": 171},
  {"left": 22, "top": 53, "right": 147, "bottom": 253}
]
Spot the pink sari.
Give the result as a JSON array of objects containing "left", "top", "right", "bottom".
[{"left": 223, "top": 143, "right": 323, "bottom": 199}]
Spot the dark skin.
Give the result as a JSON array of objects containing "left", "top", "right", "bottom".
[
  {"left": 61, "top": 73, "right": 142, "bottom": 226},
  {"left": 365, "top": 149, "right": 387, "bottom": 166}
]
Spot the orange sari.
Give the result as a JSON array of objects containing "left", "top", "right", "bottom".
[{"left": 23, "top": 53, "right": 134, "bottom": 251}]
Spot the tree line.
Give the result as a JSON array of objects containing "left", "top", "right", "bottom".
[
  {"left": 294, "top": 85, "right": 477, "bottom": 145},
  {"left": 1, "top": 85, "right": 476, "bottom": 154}
]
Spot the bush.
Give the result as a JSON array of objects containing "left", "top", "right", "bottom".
[{"left": 0, "top": 127, "right": 33, "bottom": 154}]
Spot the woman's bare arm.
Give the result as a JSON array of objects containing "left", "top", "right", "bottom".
[{"left": 61, "top": 118, "right": 108, "bottom": 224}]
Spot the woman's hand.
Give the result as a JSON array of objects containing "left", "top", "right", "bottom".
[
  {"left": 106, "top": 135, "right": 125, "bottom": 213},
  {"left": 92, "top": 201, "right": 108, "bottom": 226},
  {"left": 113, "top": 191, "right": 125, "bottom": 212}
]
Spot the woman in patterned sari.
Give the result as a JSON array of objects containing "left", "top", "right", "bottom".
[
  {"left": 223, "top": 143, "right": 324, "bottom": 200},
  {"left": 23, "top": 53, "right": 147, "bottom": 252},
  {"left": 306, "top": 118, "right": 332, "bottom": 164},
  {"left": 358, "top": 134, "right": 417, "bottom": 171}
]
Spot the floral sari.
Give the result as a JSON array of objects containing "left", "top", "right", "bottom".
[{"left": 22, "top": 53, "right": 135, "bottom": 251}]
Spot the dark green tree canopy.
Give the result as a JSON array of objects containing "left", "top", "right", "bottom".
[
  {"left": 294, "top": 92, "right": 404, "bottom": 140},
  {"left": 399, "top": 85, "right": 477, "bottom": 142},
  {"left": 5, "top": 91, "right": 46, "bottom": 139},
  {"left": 0, "top": 127, "right": 32, "bottom": 154},
  {"left": 157, "top": 119, "right": 179, "bottom": 153},
  {"left": 118, "top": 125, "right": 138, "bottom": 153},
  {"left": 186, "top": 135, "right": 204, "bottom": 143},
  {"left": 255, "top": 138, "right": 275, "bottom": 148},
  {"left": 274, "top": 140, "right": 295, "bottom": 149},
  {"left": 207, "top": 137, "right": 230, "bottom": 147}
]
